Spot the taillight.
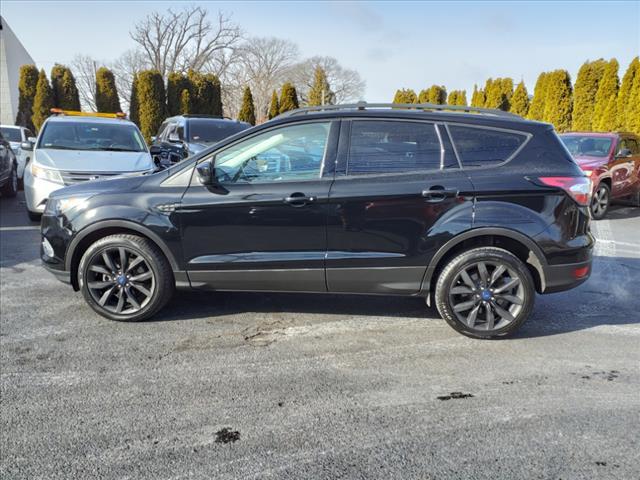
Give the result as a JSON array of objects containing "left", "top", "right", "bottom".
[{"left": 538, "top": 176, "right": 591, "bottom": 206}]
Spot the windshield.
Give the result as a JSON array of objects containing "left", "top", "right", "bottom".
[
  {"left": 1, "top": 127, "right": 21, "bottom": 143},
  {"left": 188, "top": 119, "right": 249, "bottom": 144},
  {"left": 560, "top": 135, "right": 612, "bottom": 158},
  {"left": 38, "top": 121, "right": 147, "bottom": 152}
]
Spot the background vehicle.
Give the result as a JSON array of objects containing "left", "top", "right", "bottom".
[
  {"left": 560, "top": 132, "right": 640, "bottom": 219},
  {"left": 0, "top": 124, "right": 36, "bottom": 188},
  {"left": 0, "top": 132, "right": 19, "bottom": 197},
  {"left": 40, "top": 103, "right": 593, "bottom": 339},
  {"left": 150, "top": 115, "right": 250, "bottom": 167},
  {"left": 24, "top": 110, "right": 155, "bottom": 221}
]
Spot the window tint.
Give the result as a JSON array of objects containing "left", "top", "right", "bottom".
[
  {"left": 449, "top": 125, "right": 527, "bottom": 166},
  {"left": 348, "top": 121, "right": 442, "bottom": 175},
  {"left": 214, "top": 122, "right": 330, "bottom": 184}
]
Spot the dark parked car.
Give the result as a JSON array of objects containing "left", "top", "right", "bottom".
[
  {"left": 150, "top": 115, "right": 251, "bottom": 166},
  {"left": 559, "top": 132, "right": 640, "bottom": 219},
  {"left": 40, "top": 103, "right": 594, "bottom": 338},
  {"left": 0, "top": 132, "right": 18, "bottom": 198}
]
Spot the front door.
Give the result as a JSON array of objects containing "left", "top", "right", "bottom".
[
  {"left": 326, "top": 119, "right": 474, "bottom": 294},
  {"left": 179, "top": 120, "right": 338, "bottom": 292}
]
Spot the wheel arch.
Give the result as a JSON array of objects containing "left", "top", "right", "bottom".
[
  {"left": 66, "top": 220, "right": 179, "bottom": 291},
  {"left": 421, "top": 228, "right": 547, "bottom": 300}
]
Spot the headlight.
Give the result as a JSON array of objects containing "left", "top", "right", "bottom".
[
  {"left": 31, "top": 163, "right": 64, "bottom": 184},
  {"left": 44, "top": 195, "right": 93, "bottom": 216}
]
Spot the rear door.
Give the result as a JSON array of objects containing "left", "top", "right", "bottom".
[{"left": 326, "top": 118, "right": 474, "bottom": 294}]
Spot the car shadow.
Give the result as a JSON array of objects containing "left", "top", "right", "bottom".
[{"left": 152, "top": 254, "right": 640, "bottom": 339}]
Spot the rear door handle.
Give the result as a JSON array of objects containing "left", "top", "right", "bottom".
[
  {"left": 422, "top": 186, "right": 459, "bottom": 203},
  {"left": 284, "top": 192, "right": 316, "bottom": 207}
]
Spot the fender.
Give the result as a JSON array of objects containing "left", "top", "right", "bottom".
[
  {"left": 419, "top": 227, "right": 548, "bottom": 295},
  {"left": 65, "top": 219, "right": 180, "bottom": 272}
]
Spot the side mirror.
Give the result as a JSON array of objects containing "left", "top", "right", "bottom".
[
  {"left": 196, "top": 159, "right": 215, "bottom": 185},
  {"left": 21, "top": 141, "right": 34, "bottom": 151},
  {"left": 168, "top": 132, "right": 181, "bottom": 143},
  {"left": 617, "top": 148, "right": 632, "bottom": 158}
]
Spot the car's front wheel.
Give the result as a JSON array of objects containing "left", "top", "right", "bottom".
[
  {"left": 78, "top": 234, "right": 174, "bottom": 322},
  {"left": 435, "top": 247, "right": 535, "bottom": 339},
  {"left": 591, "top": 183, "right": 610, "bottom": 220}
]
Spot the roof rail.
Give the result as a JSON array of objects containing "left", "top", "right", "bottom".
[{"left": 278, "top": 102, "right": 521, "bottom": 119}]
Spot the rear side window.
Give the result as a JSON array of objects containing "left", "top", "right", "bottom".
[
  {"left": 348, "top": 121, "right": 442, "bottom": 175},
  {"left": 448, "top": 125, "right": 527, "bottom": 166}
]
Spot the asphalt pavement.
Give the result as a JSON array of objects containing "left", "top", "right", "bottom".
[{"left": 1, "top": 191, "right": 639, "bottom": 479}]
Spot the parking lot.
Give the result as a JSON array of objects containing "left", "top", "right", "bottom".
[{"left": 1, "top": 191, "right": 639, "bottom": 479}]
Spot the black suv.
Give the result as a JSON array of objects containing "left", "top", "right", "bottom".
[
  {"left": 150, "top": 114, "right": 250, "bottom": 166},
  {"left": 40, "top": 103, "right": 594, "bottom": 338}
]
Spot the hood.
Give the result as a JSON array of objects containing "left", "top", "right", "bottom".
[
  {"left": 573, "top": 155, "right": 608, "bottom": 170},
  {"left": 34, "top": 148, "right": 153, "bottom": 172}
]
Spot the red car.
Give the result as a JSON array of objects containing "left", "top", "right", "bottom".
[{"left": 560, "top": 132, "right": 640, "bottom": 219}]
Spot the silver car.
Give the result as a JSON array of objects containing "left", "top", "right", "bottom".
[
  {"left": 24, "top": 114, "right": 155, "bottom": 221},
  {"left": 0, "top": 124, "right": 36, "bottom": 187}
]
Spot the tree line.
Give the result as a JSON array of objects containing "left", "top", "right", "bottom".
[
  {"left": 14, "top": 61, "right": 334, "bottom": 143},
  {"left": 393, "top": 56, "right": 640, "bottom": 135}
]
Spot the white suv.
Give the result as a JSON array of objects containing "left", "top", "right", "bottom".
[
  {"left": 24, "top": 112, "right": 155, "bottom": 221},
  {"left": 0, "top": 124, "right": 36, "bottom": 188}
]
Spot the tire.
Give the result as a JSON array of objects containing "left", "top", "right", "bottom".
[
  {"left": 27, "top": 210, "right": 41, "bottom": 222},
  {"left": 1, "top": 165, "right": 18, "bottom": 198},
  {"left": 590, "top": 183, "right": 610, "bottom": 220},
  {"left": 434, "top": 247, "right": 536, "bottom": 339},
  {"left": 78, "top": 234, "right": 174, "bottom": 322}
]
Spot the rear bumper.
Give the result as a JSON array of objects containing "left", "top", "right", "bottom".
[{"left": 542, "top": 259, "right": 592, "bottom": 293}]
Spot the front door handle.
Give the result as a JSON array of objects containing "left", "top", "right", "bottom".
[
  {"left": 422, "top": 186, "right": 459, "bottom": 203},
  {"left": 284, "top": 192, "right": 316, "bottom": 207}
]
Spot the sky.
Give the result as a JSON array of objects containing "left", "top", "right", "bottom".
[{"left": 2, "top": 0, "right": 639, "bottom": 101}]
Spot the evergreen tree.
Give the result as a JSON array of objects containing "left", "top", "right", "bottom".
[
  {"left": 167, "top": 72, "right": 191, "bottom": 117},
  {"left": 279, "top": 82, "right": 299, "bottom": 113},
  {"left": 308, "top": 67, "right": 334, "bottom": 106},
  {"left": 572, "top": 59, "right": 607, "bottom": 131},
  {"left": 238, "top": 86, "right": 256, "bottom": 125},
  {"left": 136, "top": 70, "right": 166, "bottom": 143},
  {"left": 593, "top": 59, "right": 619, "bottom": 132},
  {"left": 180, "top": 88, "right": 192, "bottom": 114},
  {"left": 484, "top": 77, "right": 513, "bottom": 111},
  {"left": 58, "top": 69, "right": 81, "bottom": 110},
  {"left": 393, "top": 88, "right": 417, "bottom": 104},
  {"left": 95, "top": 67, "right": 121, "bottom": 113},
  {"left": 470, "top": 85, "right": 485, "bottom": 107},
  {"left": 32, "top": 69, "right": 54, "bottom": 132},
  {"left": 543, "top": 70, "right": 573, "bottom": 132},
  {"left": 15, "top": 65, "right": 39, "bottom": 130},
  {"left": 628, "top": 61, "right": 640, "bottom": 135},
  {"left": 510, "top": 81, "right": 530, "bottom": 117},
  {"left": 528, "top": 72, "right": 549, "bottom": 121},
  {"left": 617, "top": 57, "right": 639, "bottom": 131},
  {"left": 268, "top": 90, "right": 280, "bottom": 119},
  {"left": 129, "top": 73, "right": 140, "bottom": 126}
]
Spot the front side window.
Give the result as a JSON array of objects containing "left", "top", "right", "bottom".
[
  {"left": 38, "top": 122, "right": 147, "bottom": 152},
  {"left": 214, "top": 122, "right": 330, "bottom": 184},
  {"left": 449, "top": 125, "right": 527, "bottom": 166},
  {"left": 347, "top": 121, "right": 442, "bottom": 175}
]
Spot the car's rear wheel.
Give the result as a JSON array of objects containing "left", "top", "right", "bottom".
[
  {"left": 78, "top": 234, "right": 174, "bottom": 322},
  {"left": 435, "top": 247, "right": 535, "bottom": 339},
  {"left": 1, "top": 165, "right": 18, "bottom": 198},
  {"left": 591, "top": 183, "right": 610, "bottom": 220}
]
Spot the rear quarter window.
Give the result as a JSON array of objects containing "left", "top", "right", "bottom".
[{"left": 448, "top": 125, "right": 527, "bottom": 167}]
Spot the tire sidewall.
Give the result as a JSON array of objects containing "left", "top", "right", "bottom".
[
  {"left": 79, "top": 236, "right": 165, "bottom": 322},
  {"left": 435, "top": 248, "right": 535, "bottom": 339}
]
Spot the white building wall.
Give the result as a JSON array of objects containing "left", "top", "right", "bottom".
[{"left": 0, "top": 16, "right": 36, "bottom": 125}]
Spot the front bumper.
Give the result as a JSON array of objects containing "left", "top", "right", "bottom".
[{"left": 24, "top": 171, "right": 65, "bottom": 213}]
